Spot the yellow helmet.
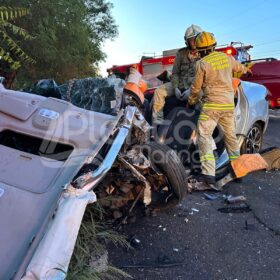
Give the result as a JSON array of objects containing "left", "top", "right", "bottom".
[{"left": 195, "top": 31, "right": 217, "bottom": 50}]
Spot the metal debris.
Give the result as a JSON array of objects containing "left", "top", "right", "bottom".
[
  {"left": 118, "top": 155, "right": 151, "bottom": 206},
  {"left": 204, "top": 193, "right": 219, "bottom": 200},
  {"left": 245, "top": 220, "right": 257, "bottom": 231},
  {"left": 225, "top": 195, "right": 247, "bottom": 204},
  {"left": 134, "top": 108, "right": 151, "bottom": 134},
  {"left": 124, "top": 148, "right": 151, "bottom": 170}
]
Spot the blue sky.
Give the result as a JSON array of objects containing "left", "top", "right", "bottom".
[{"left": 100, "top": 0, "right": 280, "bottom": 75}]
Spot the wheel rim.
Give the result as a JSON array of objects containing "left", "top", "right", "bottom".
[{"left": 246, "top": 126, "right": 262, "bottom": 153}]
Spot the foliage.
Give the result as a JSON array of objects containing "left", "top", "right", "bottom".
[
  {"left": 0, "top": 6, "right": 34, "bottom": 71},
  {"left": 67, "top": 205, "right": 131, "bottom": 280},
  {"left": 12, "top": 0, "right": 118, "bottom": 85}
]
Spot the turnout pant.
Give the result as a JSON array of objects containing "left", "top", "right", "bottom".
[
  {"left": 152, "top": 82, "right": 174, "bottom": 123},
  {"left": 197, "top": 109, "right": 240, "bottom": 177}
]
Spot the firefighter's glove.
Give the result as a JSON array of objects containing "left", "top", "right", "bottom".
[
  {"left": 181, "top": 88, "right": 191, "bottom": 100},
  {"left": 174, "top": 87, "right": 181, "bottom": 99},
  {"left": 175, "top": 88, "right": 190, "bottom": 101}
]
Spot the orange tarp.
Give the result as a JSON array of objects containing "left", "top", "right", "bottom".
[{"left": 231, "top": 154, "right": 268, "bottom": 178}]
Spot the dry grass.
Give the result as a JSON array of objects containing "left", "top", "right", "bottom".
[{"left": 67, "top": 204, "right": 132, "bottom": 280}]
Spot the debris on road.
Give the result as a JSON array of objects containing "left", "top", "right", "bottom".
[
  {"left": 119, "top": 262, "right": 187, "bottom": 269},
  {"left": 218, "top": 203, "right": 251, "bottom": 214},
  {"left": 225, "top": 195, "right": 247, "bottom": 204},
  {"left": 204, "top": 193, "right": 219, "bottom": 200},
  {"left": 245, "top": 220, "right": 257, "bottom": 231},
  {"left": 191, "top": 208, "right": 199, "bottom": 212},
  {"left": 120, "top": 253, "right": 187, "bottom": 269}
]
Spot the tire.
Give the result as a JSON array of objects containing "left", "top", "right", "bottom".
[
  {"left": 240, "top": 123, "right": 263, "bottom": 154},
  {"left": 141, "top": 141, "right": 187, "bottom": 203}
]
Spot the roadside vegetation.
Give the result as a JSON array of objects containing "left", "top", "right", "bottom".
[
  {"left": 0, "top": 6, "right": 34, "bottom": 75},
  {"left": 2, "top": 1, "right": 118, "bottom": 87},
  {"left": 67, "top": 203, "right": 132, "bottom": 280}
]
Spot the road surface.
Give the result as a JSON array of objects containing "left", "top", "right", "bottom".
[{"left": 109, "top": 118, "right": 280, "bottom": 280}]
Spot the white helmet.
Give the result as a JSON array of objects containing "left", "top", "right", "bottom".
[{"left": 184, "top": 24, "right": 203, "bottom": 43}]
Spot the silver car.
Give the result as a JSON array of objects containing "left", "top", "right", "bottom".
[{"left": 217, "top": 80, "right": 269, "bottom": 168}]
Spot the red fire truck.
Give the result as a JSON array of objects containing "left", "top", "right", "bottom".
[{"left": 107, "top": 43, "right": 280, "bottom": 109}]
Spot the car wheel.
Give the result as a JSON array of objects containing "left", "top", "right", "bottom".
[
  {"left": 240, "top": 123, "right": 263, "bottom": 154},
  {"left": 141, "top": 141, "right": 187, "bottom": 204}
]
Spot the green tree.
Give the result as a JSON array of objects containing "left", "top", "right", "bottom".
[
  {"left": 14, "top": 0, "right": 117, "bottom": 84},
  {"left": 0, "top": 6, "right": 34, "bottom": 71}
]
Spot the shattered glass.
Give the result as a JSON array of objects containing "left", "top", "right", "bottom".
[
  {"left": 31, "top": 79, "right": 61, "bottom": 99},
  {"left": 59, "top": 77, "right": 125, "bottom": 115},
  {"left": 31, "top": 77, "right": 126, "bottom": 115}
]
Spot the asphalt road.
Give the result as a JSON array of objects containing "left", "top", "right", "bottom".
[{"left": 109, "top": 117, "right": 280, "bottom": 280}]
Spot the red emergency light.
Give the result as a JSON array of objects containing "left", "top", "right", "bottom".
[
  {"left": 217, "top": 46, "right": 237, "bottom": 56},
  {"left": 269, "top": 98, "right": 280, "bottom": 109}
]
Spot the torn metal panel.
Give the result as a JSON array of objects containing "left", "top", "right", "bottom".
[
  {"left": 118, "top": 156, "right": 152, "bottom": 206},
  {"left": 134, "top": 108, "right": 151, "bottom": 134},
  {"left": 74, "top": 106, "right": 137, "bottom": 191},
  {"left": 123, "top": 148, "right": 151, "bottom": 170}
]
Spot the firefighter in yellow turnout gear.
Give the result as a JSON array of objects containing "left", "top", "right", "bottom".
[{"left": 188, "top": 32, "right": 252, "bottom": 185}]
